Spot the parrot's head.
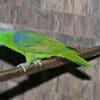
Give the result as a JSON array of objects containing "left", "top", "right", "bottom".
[{"left": 0, "top": 28, "right": 14, "bottom": 45}]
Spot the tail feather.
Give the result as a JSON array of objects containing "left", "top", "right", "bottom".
[{"left": 60, "top": 53, "right": 91, "bottom": 67}]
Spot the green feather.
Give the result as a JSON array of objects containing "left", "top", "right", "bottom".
[{"left": 0, "top": 30, "right": 91, "bottom": 67}]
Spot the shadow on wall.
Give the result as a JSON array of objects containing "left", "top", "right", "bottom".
[
  {"left": 0, "top": 46, "right": 91, "bottom": 99},
  {"left": 0, "top": 46, "right": 25, "bottom": 66}
]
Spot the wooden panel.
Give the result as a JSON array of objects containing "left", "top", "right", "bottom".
[{"left": 0, "top": 0, "right": 100, "bottom": 100}]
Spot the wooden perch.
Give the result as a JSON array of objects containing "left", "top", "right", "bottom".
[{"left": 0, "top": 46, "right": 100, "bottom": 82}]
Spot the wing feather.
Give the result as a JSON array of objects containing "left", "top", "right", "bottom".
[{"left": 13, "top": 31, "right": 79, "bottom": 54}]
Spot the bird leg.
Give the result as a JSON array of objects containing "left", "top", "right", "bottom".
[
  {"left": 17, "top": 53, "right": 52, "bottom": 72},
  {"left": 33, "top": 59, "right": 42, "bottom": 66},
  {"left": 16, "top": 63, "right": 28, "bottom": 72}
]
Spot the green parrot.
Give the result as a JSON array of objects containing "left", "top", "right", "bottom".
[{"left": 0, "top": 28, "right": 91, "bottom": 71}]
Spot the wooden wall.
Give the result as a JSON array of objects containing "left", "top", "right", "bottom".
[{"left": 0, "top": 0, "right": 100, "bottom": 100}]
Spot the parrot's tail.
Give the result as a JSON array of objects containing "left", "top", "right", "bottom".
[{"left": 59, "top": 53, "right": 91, "bottom": 67}]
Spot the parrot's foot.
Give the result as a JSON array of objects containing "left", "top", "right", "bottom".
[
  {"left": 17, "top": 63, "right": 28, "bottom": 72},
  {"left": 33, "top": 60, "right": 42, "bottom": 66}
]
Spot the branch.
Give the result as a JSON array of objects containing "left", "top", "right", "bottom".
[{"left": 0, "top": 46, "right": 100, "bottom": 82}]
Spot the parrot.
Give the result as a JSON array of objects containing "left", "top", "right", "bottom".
[{"left": 0, "top": 28, "right": 91, "bottom": 72}]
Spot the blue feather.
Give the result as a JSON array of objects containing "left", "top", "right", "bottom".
[{"left": 14, "top": 31, "right": 41, "bottom": 47}]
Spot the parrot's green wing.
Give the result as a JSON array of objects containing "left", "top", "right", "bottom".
[
  {"left": 13, "top": 31, "right": 91, "bottom": 67},
  {"left": 14, "top": 31, "right": 79, "bottom": 54}
]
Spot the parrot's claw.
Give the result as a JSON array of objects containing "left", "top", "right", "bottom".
[
  {"left": 33, "top": 60, "right": 42, "bottom": 66},
  {"left": 17, "top": 63, "right": 28, "bottom": 72}
]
